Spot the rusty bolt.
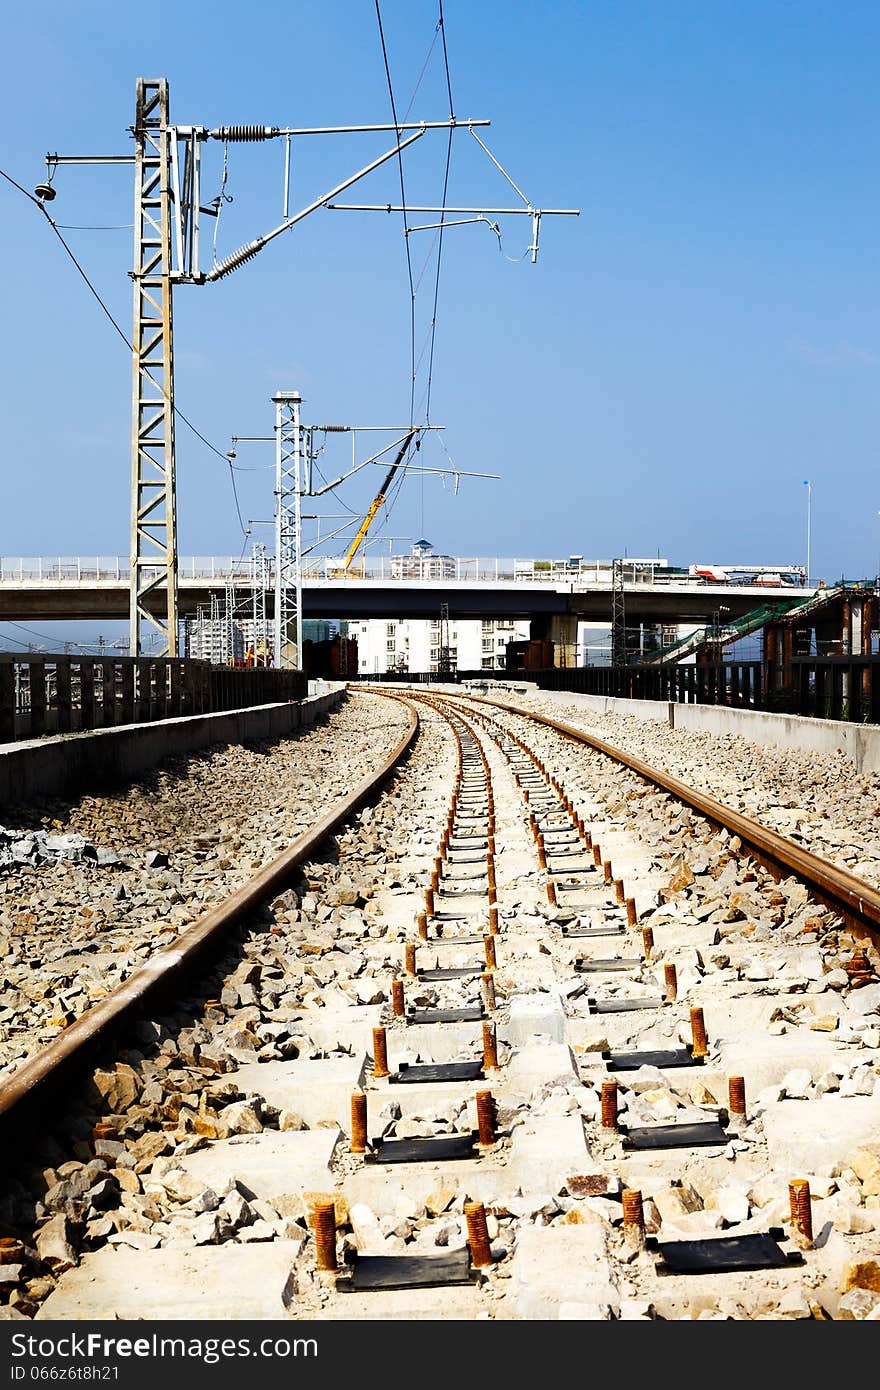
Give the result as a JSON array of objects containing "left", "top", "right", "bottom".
[
  {"left": 487, "top": 814, "right": 496, "bottom": 837},
  {"left": 313, "top": 1199, "right": 338, "bottom": 1273},
  {"left": 424, "top": 887, "right": 435, "bottom": 917},
  {"left": 614, "top": 878, "right": 625, "bottom": 904},
  {"left": 523, "top": 788, "right": 530, "bottom": 805},
  {"left": 404, "top": 943, "right": 417, "bottom": 976},
  {"left": 537, "top": 839, "right": 548, "bottom": 869},
  {"left": 482, "top": 1020, "right": 499, "bottom": 1070},
  {"left": 372, "top": 1026, "right": 390, "bottom": 1079},
  {"left": 593, "top": 842, "right": 602, "bottom": 866},
  {"left": 350, "top": 1091, "right": 367, "bottom": 1154},
  {"left": 476, "top": 1089, "right": 497, "bottom": 1145},
  {"left": 529, "top": 814, "right": 539, "bottom": 840},
  {"left": 416, "top": 912, "right": 429, "bottom": 940},
  {"left": 603, "top": 860, "right": 613, "bottom": 885},
  {"left": 465, "top": 1201, "right": 493, "bottom": 1269},
  {"left": 789, "top": 1179, "right": 813, "bottom": 1247},
  {"left": 481, "top": 971, "right": 496, "bottom": 1012},
  {"left": 391, "top": 978, "right": 405, "bottom": 1018},
  {"left": 487, "top": 860, "right": 497, "bottom": 891},
  {"left": 484, "top": 934, "right": 497, "bottom": 970},
  {"left": 487, "top": 834, "right": 496, "bottom": 856},
  {"left": 690, "top": 1006, "right": 709, "bottom": 1058},
  {"left": 430, "top": 869, "right": 440, "bottom": 893},
  {"left": 488, "top": 883, "right": 497, "bottom": 905},
  {"left": 641, "top": 925, "right": 654, "bottom": 959},
  {"left": 844, "top": 950, "right": 875, "bottom": 987},
  {"left": 664, "top": 962, "right": 678, "bottom": 1002},
  {"left": 546, "top": 880, "right": 558, "bottom": 907},
  {"left": 622, "top": 1188, "right": 645, "bottom": 1245},
  {"left": 488, "top": 904, "right": 499, "bottom": 934},
  {"left": 601, "top": 1080, "right": 619, "bottom": 1130},
  {"left": 433, "top": 856, "right": 443, "bottom": 877},
  {"left": 728, "top": 1075, "right": 746, "bottom": 1118}
]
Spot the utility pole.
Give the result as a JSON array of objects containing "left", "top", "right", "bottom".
[
  {"left": 438, "top": 603, "right": 454, "bottom": 676},
  {"left": 273, "top": 391, "right": 303, "bottom": 670},
  {"left": 251, "top": 542, "right": 270, "bottom": 662},
  {"left": 611, "top": 558, "right": 627, "bottom": 668},
  {"left": 129, "top": 80, "right": 178, "bottom": 659},
  {"left": 234, "top": 413, "right": 458, "bottom": 670}
]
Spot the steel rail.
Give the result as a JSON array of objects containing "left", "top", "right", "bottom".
[
  {"left": 0, "top": 692, "right": 418, "bottom": 1145},
  {"left": 442, "top": 691, "right": 880, "bottom": 945}
]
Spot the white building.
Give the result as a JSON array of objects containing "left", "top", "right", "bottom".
[
  {"left": 349, "top": 616, "right": 532, "bottom": 675},
  {"left": 389, "top": 538, "right": 456, "bottom": 580}
]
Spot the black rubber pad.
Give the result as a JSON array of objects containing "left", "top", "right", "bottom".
[
  {"left": 622, "top": 1120, "right": 728, "bottom": 1150},
  {"left": 408, "top": 1006, "right": 485, "bottom": 1024},
  {"left": 341, "top": 1247, "right": 476, "bottom": 1291},
  {"left": 391, "top": 1060, "right": 484, "bottom": 1084},
  {"left": 650, "top": 1231, "right": 801, "bottom": 1275},
  {"left": 604, "top": 1048, "right": 700, "bottom": 1071},
  {"left": 367, "top": 1132, "right": 478, "bottom": 1163}
]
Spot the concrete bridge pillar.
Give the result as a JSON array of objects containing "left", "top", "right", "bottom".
[{"left": 531, "top": 614, "right": 578, "bottom": 668}]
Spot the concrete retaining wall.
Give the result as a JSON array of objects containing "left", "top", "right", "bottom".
[
  {"left": 671, "top": 701, "right": 880, "bottom": 773},
  {"left": 529, "top": 690, "right": 671, "bottom": 725},
  {"left": 0, "top": 686, "right": 346, "bottom": 808},
  {"left": 530, "top": 687, "right": 880, "bottom": 773}
]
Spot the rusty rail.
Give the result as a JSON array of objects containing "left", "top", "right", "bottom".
[
  {"left": 0, "top": 692, "right": 418, "bottom": 1147},
  {"left": 448, "top": 691, "right": 880, "bottom": 945}
]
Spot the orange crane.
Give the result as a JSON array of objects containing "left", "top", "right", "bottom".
[{"left": 340, "top": 430, "right": 416, "bottom": 572}]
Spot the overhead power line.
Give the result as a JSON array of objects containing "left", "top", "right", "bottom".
[{"left": 0, "top": 162, "right": 247, "bottom": 537}]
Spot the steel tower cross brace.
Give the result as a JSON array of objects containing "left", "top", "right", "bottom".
[
  {"left": 611, "top": 558, "right": 627, "bottom": 668},
  {"left": 273, "top": 391, "right": 303, "bottom": 670},
  {"left": 129, "top": 79, "right": 179, "bottom": 657}
]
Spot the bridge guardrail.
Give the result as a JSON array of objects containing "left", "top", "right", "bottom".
[{"left": 0, "top": 557, "right": 677, "bottom": 586}]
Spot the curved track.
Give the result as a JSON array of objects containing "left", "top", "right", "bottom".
[{"left": 0, "top": 685, "right": 877, "bottom": 1322}]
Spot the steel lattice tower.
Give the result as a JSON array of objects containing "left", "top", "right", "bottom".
[
  {"left": 273, "top": 392, "right": 303, "bottom": 670},
  {"left": 129, "top": 79, "right": 178, "bottom": 656},
  {"left": 611, "top": 558, "right": 627, "bottom": 667}
]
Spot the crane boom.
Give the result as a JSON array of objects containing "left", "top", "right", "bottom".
[{"left": 341, "top": 430, "right": 416, "bottom": 571}]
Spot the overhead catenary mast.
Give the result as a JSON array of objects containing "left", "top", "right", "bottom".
[{"left": 37, "top": 81, "right": 578, "bottom": 658}]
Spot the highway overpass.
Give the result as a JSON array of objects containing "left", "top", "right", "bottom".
[{"left": 0, "top": 556, "right": 810, "bottom": 626}]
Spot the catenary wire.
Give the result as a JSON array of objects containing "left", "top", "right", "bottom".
[
  {"left": 0, "top": 164, "right": 248, "bottom": 538},
  {"left": 374, "top": 0, "right": 417, "bottom": 432}
]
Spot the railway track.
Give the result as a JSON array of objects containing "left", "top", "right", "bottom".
[{"left": 0, "top": 685, "right": 878, "bottom": 1321}]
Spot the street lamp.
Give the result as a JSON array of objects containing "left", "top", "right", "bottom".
[{"left": 803, "top": 480, "right": 812, "bottom": 586}]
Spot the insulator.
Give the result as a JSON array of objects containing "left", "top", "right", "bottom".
[
  {"left": 210, "top": 125, "right": 279, "bottom": 142},
  {"left": 316, "top": 425, "right": 350, "bottom": 433},
  {"left": 205, "top": 238, "right": 266, "bottom": 282}
]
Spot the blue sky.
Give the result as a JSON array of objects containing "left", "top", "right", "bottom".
[{"left": 2, "top": 0, "right": 880, "bottom": 648}]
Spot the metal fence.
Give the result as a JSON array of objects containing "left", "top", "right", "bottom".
[
  {"left": 0, "top": 656, "right": 307, "bottom": 743},
  {"left": 351, "top": 657, "right": 880, "bottom": 724},
  {"left": 790, "top": 656, "right": 880, "bottom": 724}
]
